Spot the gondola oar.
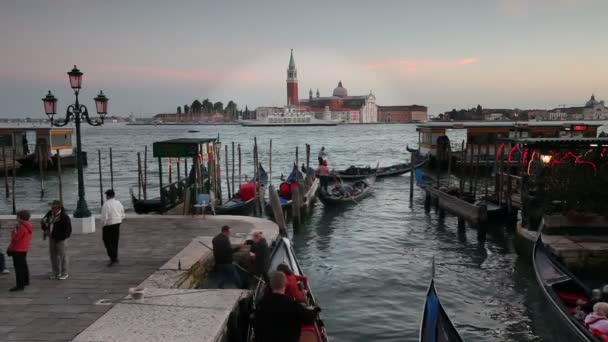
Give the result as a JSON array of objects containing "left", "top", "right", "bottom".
[{"left": 197, "top": 241, "right": 266, "bottom": 284}]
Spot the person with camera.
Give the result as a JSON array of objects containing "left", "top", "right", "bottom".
[
  {"left": 41, "top": 200, "right": 72, "bottom": 280},
  {"left": 7, "top": 210, "right": 32, "bottom": 292}
]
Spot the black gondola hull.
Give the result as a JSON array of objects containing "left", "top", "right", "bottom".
[{"left": 533, "top": 235, "right": 600, "bottom": 342}]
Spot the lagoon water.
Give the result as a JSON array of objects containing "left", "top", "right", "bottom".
[{"left": 3, "top": 123, "right": 604, "bottom": 341}]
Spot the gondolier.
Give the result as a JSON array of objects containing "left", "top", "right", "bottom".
[{"left": 318, "top": 147, "right": 328, "bottom": 165}]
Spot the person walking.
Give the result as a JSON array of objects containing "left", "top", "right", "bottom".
[
  {"left": 318, "top": 146, "right": 328, "bottom": 165},
  {"left": 212, "top": 225, "right": 242, "bottom": 289},
  {"left": 101, "top": 189, "right": 125, "bottom": 267},
  {"left": 7, "top": 210, "right": 32, "bottom": 292},
  {"left": 41, "top": 200, "right": 72, "bottom": 280}
]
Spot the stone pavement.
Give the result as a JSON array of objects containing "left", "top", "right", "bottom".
[{"left": 0, "top": 215, "right": 275, "bottom": 342}]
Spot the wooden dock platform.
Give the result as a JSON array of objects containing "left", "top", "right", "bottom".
[{"left": 0, "top": 215, "right": 279, "bottom": 342}]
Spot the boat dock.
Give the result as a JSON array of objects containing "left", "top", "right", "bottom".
[{"left": 0, "top": 215, "right": 279, "bottom": 342}]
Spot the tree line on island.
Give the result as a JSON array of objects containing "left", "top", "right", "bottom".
[{"left": 177, "top": 99, "right": 253, "bottom": 121}]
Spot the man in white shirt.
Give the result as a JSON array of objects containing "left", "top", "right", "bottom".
[{"left": 101, "top": 189, "right": 125, "bottom": 267}]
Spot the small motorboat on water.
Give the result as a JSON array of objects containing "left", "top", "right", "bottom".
[
  {"left": 247, "top": 237, "right": 328, "bottom": 342},
  {"left": 419, "top": 258, "right": 464, "bottom": 342},
  {"left": 533, "top": 234, "right": 606, "bottom": 342},
  {"left": 188, "top": 129, "right": 200, "bottom": 133},
  {"left": 317, "top": 176, "right": 375, "bottom": 206}
]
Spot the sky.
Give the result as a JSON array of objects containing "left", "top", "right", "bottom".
[{"left": 1, "top": 0, "right": 607, "bottom": 117}]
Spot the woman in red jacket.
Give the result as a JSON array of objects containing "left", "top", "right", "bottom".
[
  {"left": 7, "top": 210, "right": 32, "bottom": 292},
  {"left": 277, "top": 263, "right": 308, "bottom": 303}
]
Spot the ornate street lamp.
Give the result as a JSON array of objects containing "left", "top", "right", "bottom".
[{"left": 42, "top": 65, "right": 108, "bottom": 218}]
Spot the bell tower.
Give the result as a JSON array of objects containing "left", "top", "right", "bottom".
[{"left": 286, "top": 49, "right": 299, "bottom": 106}]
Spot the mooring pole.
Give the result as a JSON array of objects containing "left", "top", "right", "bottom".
[
  {"left": 144, "top": 145, "right": 148, "bottom": 199},
  {"left": 409, "top": 151, "right": 415, "bottom": 205},
  {"left": 37, "top": 145, "right": 45, "bottom": 198},
  {"left": 137, "top": 152, "right": 142, "bottom": 199},
  {"left": 295, "top": 146, "right": 299, "bottom": 166},
  {"left": 231, "top": 142, "right": 235, "bottom": 195},
  {"left": 98, "top": 150, "right": 104, "bottom": 206},
  {"left": 238, "top": 143, "right": 242, "bottom": 187},
  {"left": 485, "top": 144, "right": 490, "bottom": 198},
  {"left": 473, "top": 144, "right": 481, "bottom": 198},
  {"left": 56, "top": 149, "right": 63, "bottom": 204},
  {"left": 11, "top": 148, "right": 16, "bottom": 215},
  {"left": 468, "top": 143, "right": 475, "bottom": 193},
  {"left": 225, "top": 145, "right": 231, "bottom": 199},
  {"left": 3, "top": 146, "right": 9, "bottom": 197},
  {"left": 177, "top": 157, "right": 181, "bottom": 181},
  {"left": 109, "top": 147, "right": 114, "bottom": 189},
  {"left": 306, "top": 144, "right": 310, "bottom": 169},
  {"left": 269, "top": 139, "right": 273, "bottom": 185}
]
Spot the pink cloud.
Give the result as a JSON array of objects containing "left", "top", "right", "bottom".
[
  {"left": 94, "top": 65, "right": 257, "bottom": 82},
  {"left": 367, "top": 58, "right": 479, "bottom": 72}
]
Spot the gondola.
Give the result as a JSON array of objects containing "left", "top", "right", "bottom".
[
  {"left": 333, "top": 158, "right": 427, "bottom": 181},
  {"left": 130, "top": 188, "right": 165, "bottom": 214},
  {"left": 317, "top": 175, "right": 375, "bottom": 206},
  {"left": 533, "top": 234, "right": 604, "bottom": 342},
  {"left": 208, "top": 164, "right": 269, "bottom": 216},
  {"left": 248, "top": 237, "right": 328, "bottom": 342},
  {"left": 265, "top": 163, "right": 304, "bottom": 212},
  {"left": 473, "top": 196, "right": 505, "bottom": 220},
  {"left": 420, "top": 259, "right": 464, "bottom": 342}
]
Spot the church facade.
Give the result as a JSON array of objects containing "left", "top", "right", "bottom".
[{"left": 285, "top": 50, "right": 378, "bottom": 123}]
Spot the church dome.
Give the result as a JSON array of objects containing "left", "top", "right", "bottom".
[
  {"left": 332, "top": 81, "right": 348, "bottom": 97},
  {"left": 586, "top": 94, "right": 598, "bottom": 107}
]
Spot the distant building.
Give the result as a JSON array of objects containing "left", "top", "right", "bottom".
[
  {"left": 546, "top": 94, "right": 608, "bottom": 121},
  {"left": 583, "top": 94, "right": 607, "bottom": 120},
  {"left": 282, "top": 50, "right": 378, "bottom": 123},
  {"left": 377, "top": 105, "right": 428, "bottom": 123}
]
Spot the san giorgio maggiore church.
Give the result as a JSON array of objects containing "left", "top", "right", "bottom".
[{"left": 256, "top": 50, "right": 378, "bottom": 123}]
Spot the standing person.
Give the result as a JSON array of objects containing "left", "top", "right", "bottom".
[
  {"left": 248, "top": 231, "right": 269, "bottom": 280},
  {"left": 7, "top": 210, "right": 32, "bottom": 292},
  {"left": 316, "top": 160, "right": 331, "bottom": 191},
  {"left": 41, "top": 200, "right": 72, "bottom": 280},
  {"left": 101, "top": 189, "right": 125, "bottom": 267},
  {"left": 318, "top": 146, "right": 328, "bottom": 165},
  {"left": 254, "top": 271, "right": 319, "bottom": 342},
  {"left": 212, "top": 225, "right": 241, "bottom": 289}
]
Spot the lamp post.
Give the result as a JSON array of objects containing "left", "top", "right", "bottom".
[{"left": 42, "top": 65, "right": 108, "bottom": 218}]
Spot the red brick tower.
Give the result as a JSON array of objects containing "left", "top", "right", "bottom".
[{"left": 286, "top": 49, "right": 299, "bottom": 106}]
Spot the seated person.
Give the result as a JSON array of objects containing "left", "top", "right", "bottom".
[
  {"left": 254, "top": 272, "right": 319, "bottom": 342},
  {"left": 277, "top": 263, "right": 307, "bottom": 302},
  {"left": 585, "top": 302, "right": 608, "bottom": 335},
  {"left": 332, "top": 180, "right": 352, "bottom": 196}
]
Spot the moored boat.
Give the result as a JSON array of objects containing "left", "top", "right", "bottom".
[
  {"left": 334, "top": 158, "right": 427, "bottom": 181},
  {"left": 317, "top": 176, "right": 375, "bottom": 206},
  {"left": 533, "top": 234, "right": 604, "bottom": 342},
  {"left": 419, "top": 259, "right": 464, "bottom": 342},
  {"left": 248, "top": 237, "right": 328, "bottom": 341}
]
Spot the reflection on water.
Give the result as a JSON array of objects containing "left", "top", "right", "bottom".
[{"left": 1, "top": 123, "right": 602, "bottom": 341}]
